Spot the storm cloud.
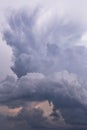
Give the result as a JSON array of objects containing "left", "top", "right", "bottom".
[
  {"left": 3, "top": 8, "right": 87, "bottom": 78},
  {"left": 0, "top": 71, "right": 87, "bottom": 127},
  {"left": 1, "top": 1, "right": 87, "bottom": 129}
]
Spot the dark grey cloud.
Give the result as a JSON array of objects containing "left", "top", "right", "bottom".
[
  {"left": 0, "top": 107, "right": 87, "bottom": 130},
  {"left": 3, "top": 8, "right": 87, "bottom": 78},
  {"left": 0, "top": 72, "right": 87, "bottom": 127},
  {"left": 0, "top": 72, "right": 86, "bottom": 106},
  {"left": 1, "top": 6, "right": 87, "bottom": 129}
]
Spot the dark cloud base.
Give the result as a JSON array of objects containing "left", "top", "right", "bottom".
[{"left": 0, "top": 107, "right": 87, "bottom": 130}]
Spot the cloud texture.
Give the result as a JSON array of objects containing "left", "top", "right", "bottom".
[
  {"left": 3, "top": 8, "right": 87, "bottom": 78},
  {"left": 1, "top": 1, "right": 87, "bottom": 129}
]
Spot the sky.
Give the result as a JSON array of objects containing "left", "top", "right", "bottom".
[{"left": 1, "top": 0, "right": 87, "bottom": 130}]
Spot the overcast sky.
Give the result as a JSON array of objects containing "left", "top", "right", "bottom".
[{"left": 1, "top": 0, "right": 87, "bottom": 130}]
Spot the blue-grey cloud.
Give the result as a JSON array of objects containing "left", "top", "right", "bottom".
[
  {"left": 0, "top": 105, "right": 87, "bottom": 130},
  {"left": 0, "top": 72, "right": 87, "bottom": 126},
  {"left": 3, "top": 8, "right": 87, "bottom": 78},
  {"left": 1, "top": 6, "right": 87, "bottom": 129}
]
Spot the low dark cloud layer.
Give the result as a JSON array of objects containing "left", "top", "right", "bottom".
[
  {"left": 0, "top": 106, "right": 87, "bottom": 130},
  {"left": 0, "top": 72, "right": 87, "bottom": 127}
]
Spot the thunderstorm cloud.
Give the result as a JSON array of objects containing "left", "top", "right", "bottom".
[{"left": 0, "top": 0, "right": 87, "bottom": 129}]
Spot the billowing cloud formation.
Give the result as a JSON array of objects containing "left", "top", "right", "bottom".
[
  {"left": 0, "top": 71, "right": 87, "bottom": 126},
  {"left": 3, "top": 8, "right": 87, "bottom": 78},
  {"left": 0, "top": 72, "right": 86, "bottom": 105},
  {"left": 1, "top": 3, "right": 87, "bottom": 129}
]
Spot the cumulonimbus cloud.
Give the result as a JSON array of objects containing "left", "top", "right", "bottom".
[
  {"left": 3, "top": 8, "right": 87, "bottom": 78},
  {"left": 0, "top": 71, "right": 87, "bottom": 125},
  {"left": 1, "top": 5, "right": 87, "bottom": 126}
]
